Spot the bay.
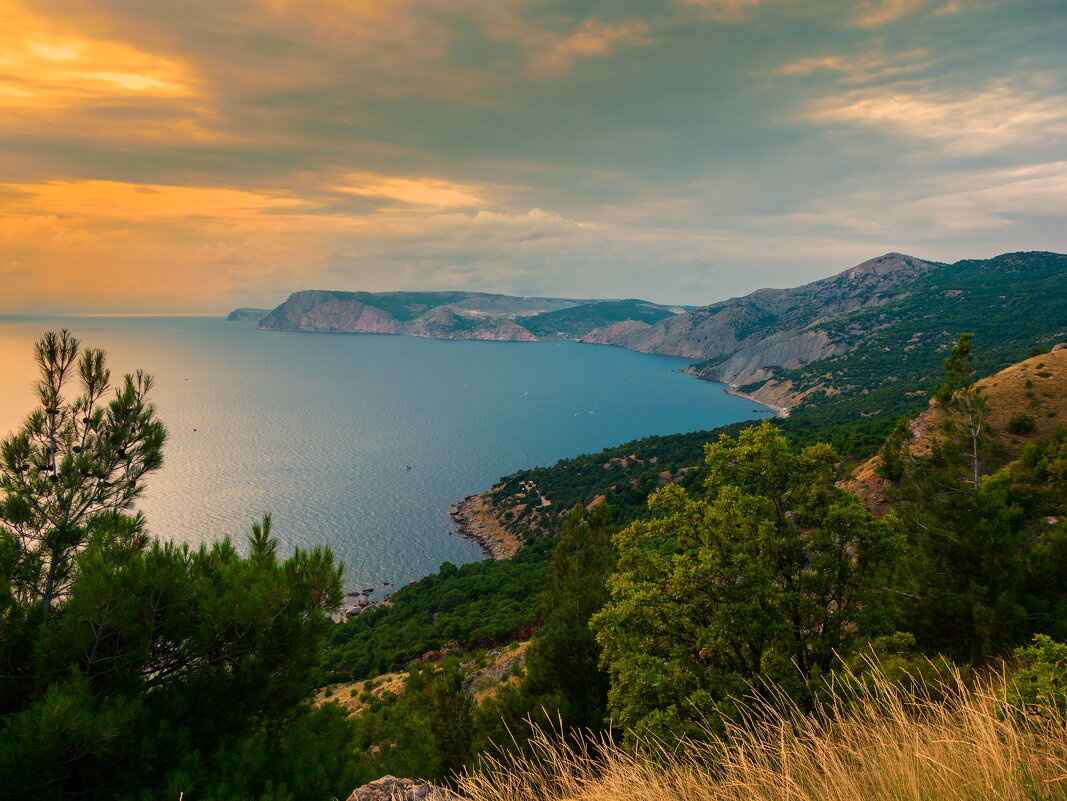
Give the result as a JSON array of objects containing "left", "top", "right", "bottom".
[{"left": 0, "top": 316, "right": 763, "bottom": 589}]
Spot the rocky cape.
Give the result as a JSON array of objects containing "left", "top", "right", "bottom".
[
  {"left": 240, "top": 251, "right": 1067, "bottom": 415},
  {"left": 255, "top": 290, "right": 678, "bottom": 344},
  {"left": 225, "top": 307, "right": 271, "bottom": 321}
]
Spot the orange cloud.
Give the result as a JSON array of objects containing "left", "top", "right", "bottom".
[
  {"left": 0, "top": 179, "right": 357, "bottom": 311},
  {"left": 0, "top": 0, "right": 228, "bottom": 142},
  {"left": 851, "top": 0, "right": 926, "bottom": 27},
  {"left": 522, "top": 19, "right": 653, "bottom": 77},
  {"left": 336, "top": 174, "right": 486, "bottom": 209},
  {"left": 678, "top": 0, "right": 791, "bottom": 22},
  {"left": 1, "top": 2, "right": 193, "bottom": 103},
  {"left": 775, "top": 50, "right": 932, "bottom": 83}
]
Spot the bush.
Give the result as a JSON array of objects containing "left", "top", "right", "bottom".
[
  {"left": 1008, "top": 413, "right": 1037, "bottom": 435},
  {"left": 1006, "top": 635, "right": 1067, "bottom": 720}
]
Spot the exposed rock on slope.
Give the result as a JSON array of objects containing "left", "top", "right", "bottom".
[
  {"left": 612, "top": 253, "right": 940, "bottom": 375},
  {"left": 251, "top": 251, "right": 1066, "bottom": 415},
  {"left": 346, "top": 776, "right": 458, "bottom": 801}
]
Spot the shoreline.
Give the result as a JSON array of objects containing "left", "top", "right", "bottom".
[
  {"left": 450, "top": 492, "right": 523, "bottom": 560},
  {"left": 723, "top": 385, "right": 790, "bottom": 418}
]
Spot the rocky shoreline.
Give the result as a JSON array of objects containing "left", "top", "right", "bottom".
[
  {"left": 450, "top": 492, "right": 522, "bottom": 560},
  {"left": 723, "top": 385, "right": 790, "bottom": 418}
]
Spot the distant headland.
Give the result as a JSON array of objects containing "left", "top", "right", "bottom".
[{"left": 231, "top": 250, "right": 1067, "bottom": 416}]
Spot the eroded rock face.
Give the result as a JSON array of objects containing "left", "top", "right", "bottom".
[
  {"left": 690, "top": 329, "right": 849, "bottom": 388},
  {"left": 579, "top": 319, "right": 651, "bottom": 344},
  {"left": 617, "top": 253, "right": 941, "bottom": 362},
  {"left": 345, "top": 775, "right": 458, "bottom": 801}
]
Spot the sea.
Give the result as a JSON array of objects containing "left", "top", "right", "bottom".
[{"left": 0, "top": 316, "right": 765, "bottom": 590}]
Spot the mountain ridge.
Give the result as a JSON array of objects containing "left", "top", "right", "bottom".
[{"left": 244, "top": 250, "right": 1067, "bottom": 415}]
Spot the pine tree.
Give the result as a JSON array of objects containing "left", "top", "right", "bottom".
[
  {"left": 523, "top": 501, "right": 615, "bottom": 730},
  {"left": 0, "top": 333, "right": 355, "bottom": 800},
  {"left": 882, "top": 334, "right": 1029, "bottom": 660},
  {"left": 0, "top": 330, "right": 165, "bottom": 625}
]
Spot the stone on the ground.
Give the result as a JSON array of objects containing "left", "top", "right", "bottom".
[{"left": 346, "top": 775, "right": 458, "bottom": 801}]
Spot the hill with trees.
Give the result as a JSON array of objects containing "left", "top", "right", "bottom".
[{"left": 3, "top": 321, "right": 1066, "bottom": 799}]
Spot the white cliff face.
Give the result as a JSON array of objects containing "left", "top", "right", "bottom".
[{"left": 257, "top": 290, "right": 677, "bottom": 342}]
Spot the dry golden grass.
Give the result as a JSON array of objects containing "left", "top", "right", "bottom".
[
  {"left": 454, "top": 667, "right": 1067, "bottom": 801},
  {"left": 846, "top": 349, "right": 1067, "bottom": 509}
]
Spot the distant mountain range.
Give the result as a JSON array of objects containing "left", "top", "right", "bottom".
[
  {"left": 238, "top": 251, "right": 1067, "bottom": 414},
  {"left": 254, "top": 290, "right": 680, "bottom": 342}
]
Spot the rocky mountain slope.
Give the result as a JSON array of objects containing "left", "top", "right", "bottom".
[
  {"left": 255, "top": 289, "right": 678, "bottom": 342},
  {"left": 246, "top": 251, "right": 1066, "bottom": 415},
  {"left": 610, "top": 252, "right": 941, "bottom": 361},
  {"left": 722, "top": 251, "right": 1067, "bottom": 415}
]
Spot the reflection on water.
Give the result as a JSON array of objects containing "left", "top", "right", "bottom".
[{"left": 0, "top": 316, "right": 760, "bottom": 586}]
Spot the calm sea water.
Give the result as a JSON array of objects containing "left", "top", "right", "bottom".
[{"left": 0, "top": 316, "right": 763, "bottom": 589}]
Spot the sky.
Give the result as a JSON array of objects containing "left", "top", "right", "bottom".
[{"left": 1, "top": 0, "right": 1065, "bottom": 313}]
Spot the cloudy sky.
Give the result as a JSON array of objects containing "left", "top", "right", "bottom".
[{"left": 1, "top": 0, "right": 1065, "bottom": 312}]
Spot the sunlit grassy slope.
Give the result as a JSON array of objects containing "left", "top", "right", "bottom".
[{"left": 455, "top": 668, "right": 1067, "bottom": 801}]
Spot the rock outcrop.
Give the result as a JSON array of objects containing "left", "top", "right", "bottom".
[
  {"left": 346, "top": 775, "right": 458, "bottom": 801},
  {"left": 248, "top": 251, "right": 1067, "bottom": 415},
  {"left": 613, "top": 253, "right": 940, "bottom": 359}
]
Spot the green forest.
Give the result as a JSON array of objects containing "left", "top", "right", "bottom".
[{"left": 2, "top": 328, "right": 1066, "bottom": 800}]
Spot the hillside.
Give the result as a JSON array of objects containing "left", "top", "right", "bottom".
[
  {"left": 250, "top": 252, "right": 1066, "bottom": 417},
  {"left": 847, "top": 346, "right": 1067, "bottom": 509},
  {"left": 719, "top": 252, "right": 1067, "bottom": 414},
  {"left": 256, "top": 289, "right": 680, "bottom": 341},
  {"left": 612, "top": 252, "right": 942, "bottom": 362}
]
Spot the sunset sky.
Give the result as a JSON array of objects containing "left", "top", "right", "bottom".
[{"left": 1, "top": 0, "right": 1065, "bottom": 313}]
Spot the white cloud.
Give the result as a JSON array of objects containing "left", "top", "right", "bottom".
[{"left": 800, "top": 81, "right": 1067, "bottom": 154}]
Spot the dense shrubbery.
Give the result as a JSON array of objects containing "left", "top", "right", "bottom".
[
  {"left": 321, "top": 543, "right": 552, "bottom": 682},
  {"left": 3, "top": 329, "right": 1065, "bottom": 798},
  {"left": 338, "top": 334, "right": 1067, "bottom": 779}
]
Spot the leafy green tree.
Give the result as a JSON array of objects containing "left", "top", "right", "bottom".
[
  {"left": 592, "top": 422, "right": 897, "bottom": 741},
  {"left": 1006, "top": 635, "right": 1067, "bottom": 720},
  {"left": 933, "top": 332, "right": 992, "bottom": 491},
  {"left": 351, "top": 660, "right": 473, "bottom": 785}
]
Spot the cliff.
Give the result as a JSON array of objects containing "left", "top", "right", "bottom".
[
  {"left": 257, "top": 289, "right": 679, "bottom": 342},
  {"left": 225, "top": 307, "right": 271, "bottom": 321},
  {"left": 251, "top": 251, "right": 1067, "bottom": 415}
]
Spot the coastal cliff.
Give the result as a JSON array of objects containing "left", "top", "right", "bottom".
[
  {"left": 242, "top": 250, "right": 1067, "bottom": 415},
  {"left": 225, "top": 307, "right": 271, "bottom": 321},
  {"left": 256, "top": 290, "right": 676, "bottom": 342}
]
